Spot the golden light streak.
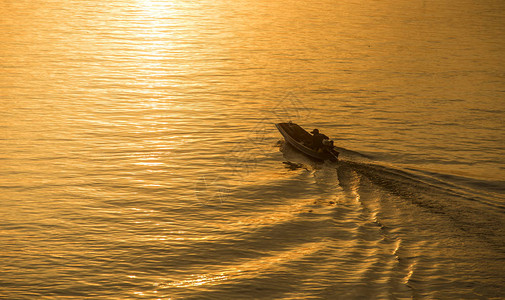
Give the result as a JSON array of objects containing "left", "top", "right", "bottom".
[{"left": 160, "top": 241, "right": 328, "bottom": 289}]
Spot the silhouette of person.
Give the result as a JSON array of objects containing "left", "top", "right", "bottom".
[{"left": 310, "top": 129, "right": 328, "bottom": 151}]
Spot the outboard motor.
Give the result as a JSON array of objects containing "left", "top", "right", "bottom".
[
  {"left": 322, "top": 138, "right": 334, "bottom": 147},
  {"left": 322, "top": 138, "right": 339, "bottom": 160}
]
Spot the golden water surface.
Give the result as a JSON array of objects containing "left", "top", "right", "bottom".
[{"left": 1, "top": 0, "right": 505, "bottom": 298}]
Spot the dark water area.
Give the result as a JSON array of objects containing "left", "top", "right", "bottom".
[{"left": 1, "top": 0, "right": 505, "bottom": 299}]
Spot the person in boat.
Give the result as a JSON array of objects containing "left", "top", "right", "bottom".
[{"left": 310, "top": 129, "right": 329, "bottom": 151}]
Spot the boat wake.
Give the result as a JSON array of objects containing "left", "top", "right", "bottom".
[
  {"left": 277, "top": 142, "right": 505, "bottom": 298},
  {"left": 160, "top": 142, "right": 505, "bottom": 299},
  {"left": 281, "top": 141, "right": 505, "bottom": 250}
]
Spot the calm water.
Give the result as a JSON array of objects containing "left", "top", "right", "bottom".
[{"left": 1, "top": 0, "right": 505, "bottom": 298}]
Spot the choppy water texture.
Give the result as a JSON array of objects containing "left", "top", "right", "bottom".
[{"left": 1, "top": 0, "right": 505, "bottom": 299}]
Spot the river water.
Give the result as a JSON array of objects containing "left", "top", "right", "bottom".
[{"left": 1, "top": 0, "right": 505, "bottom": 299}]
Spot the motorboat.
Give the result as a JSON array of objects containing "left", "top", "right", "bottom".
[{"left": 275, "top": 122, "right": 339, "bottom": 162}]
